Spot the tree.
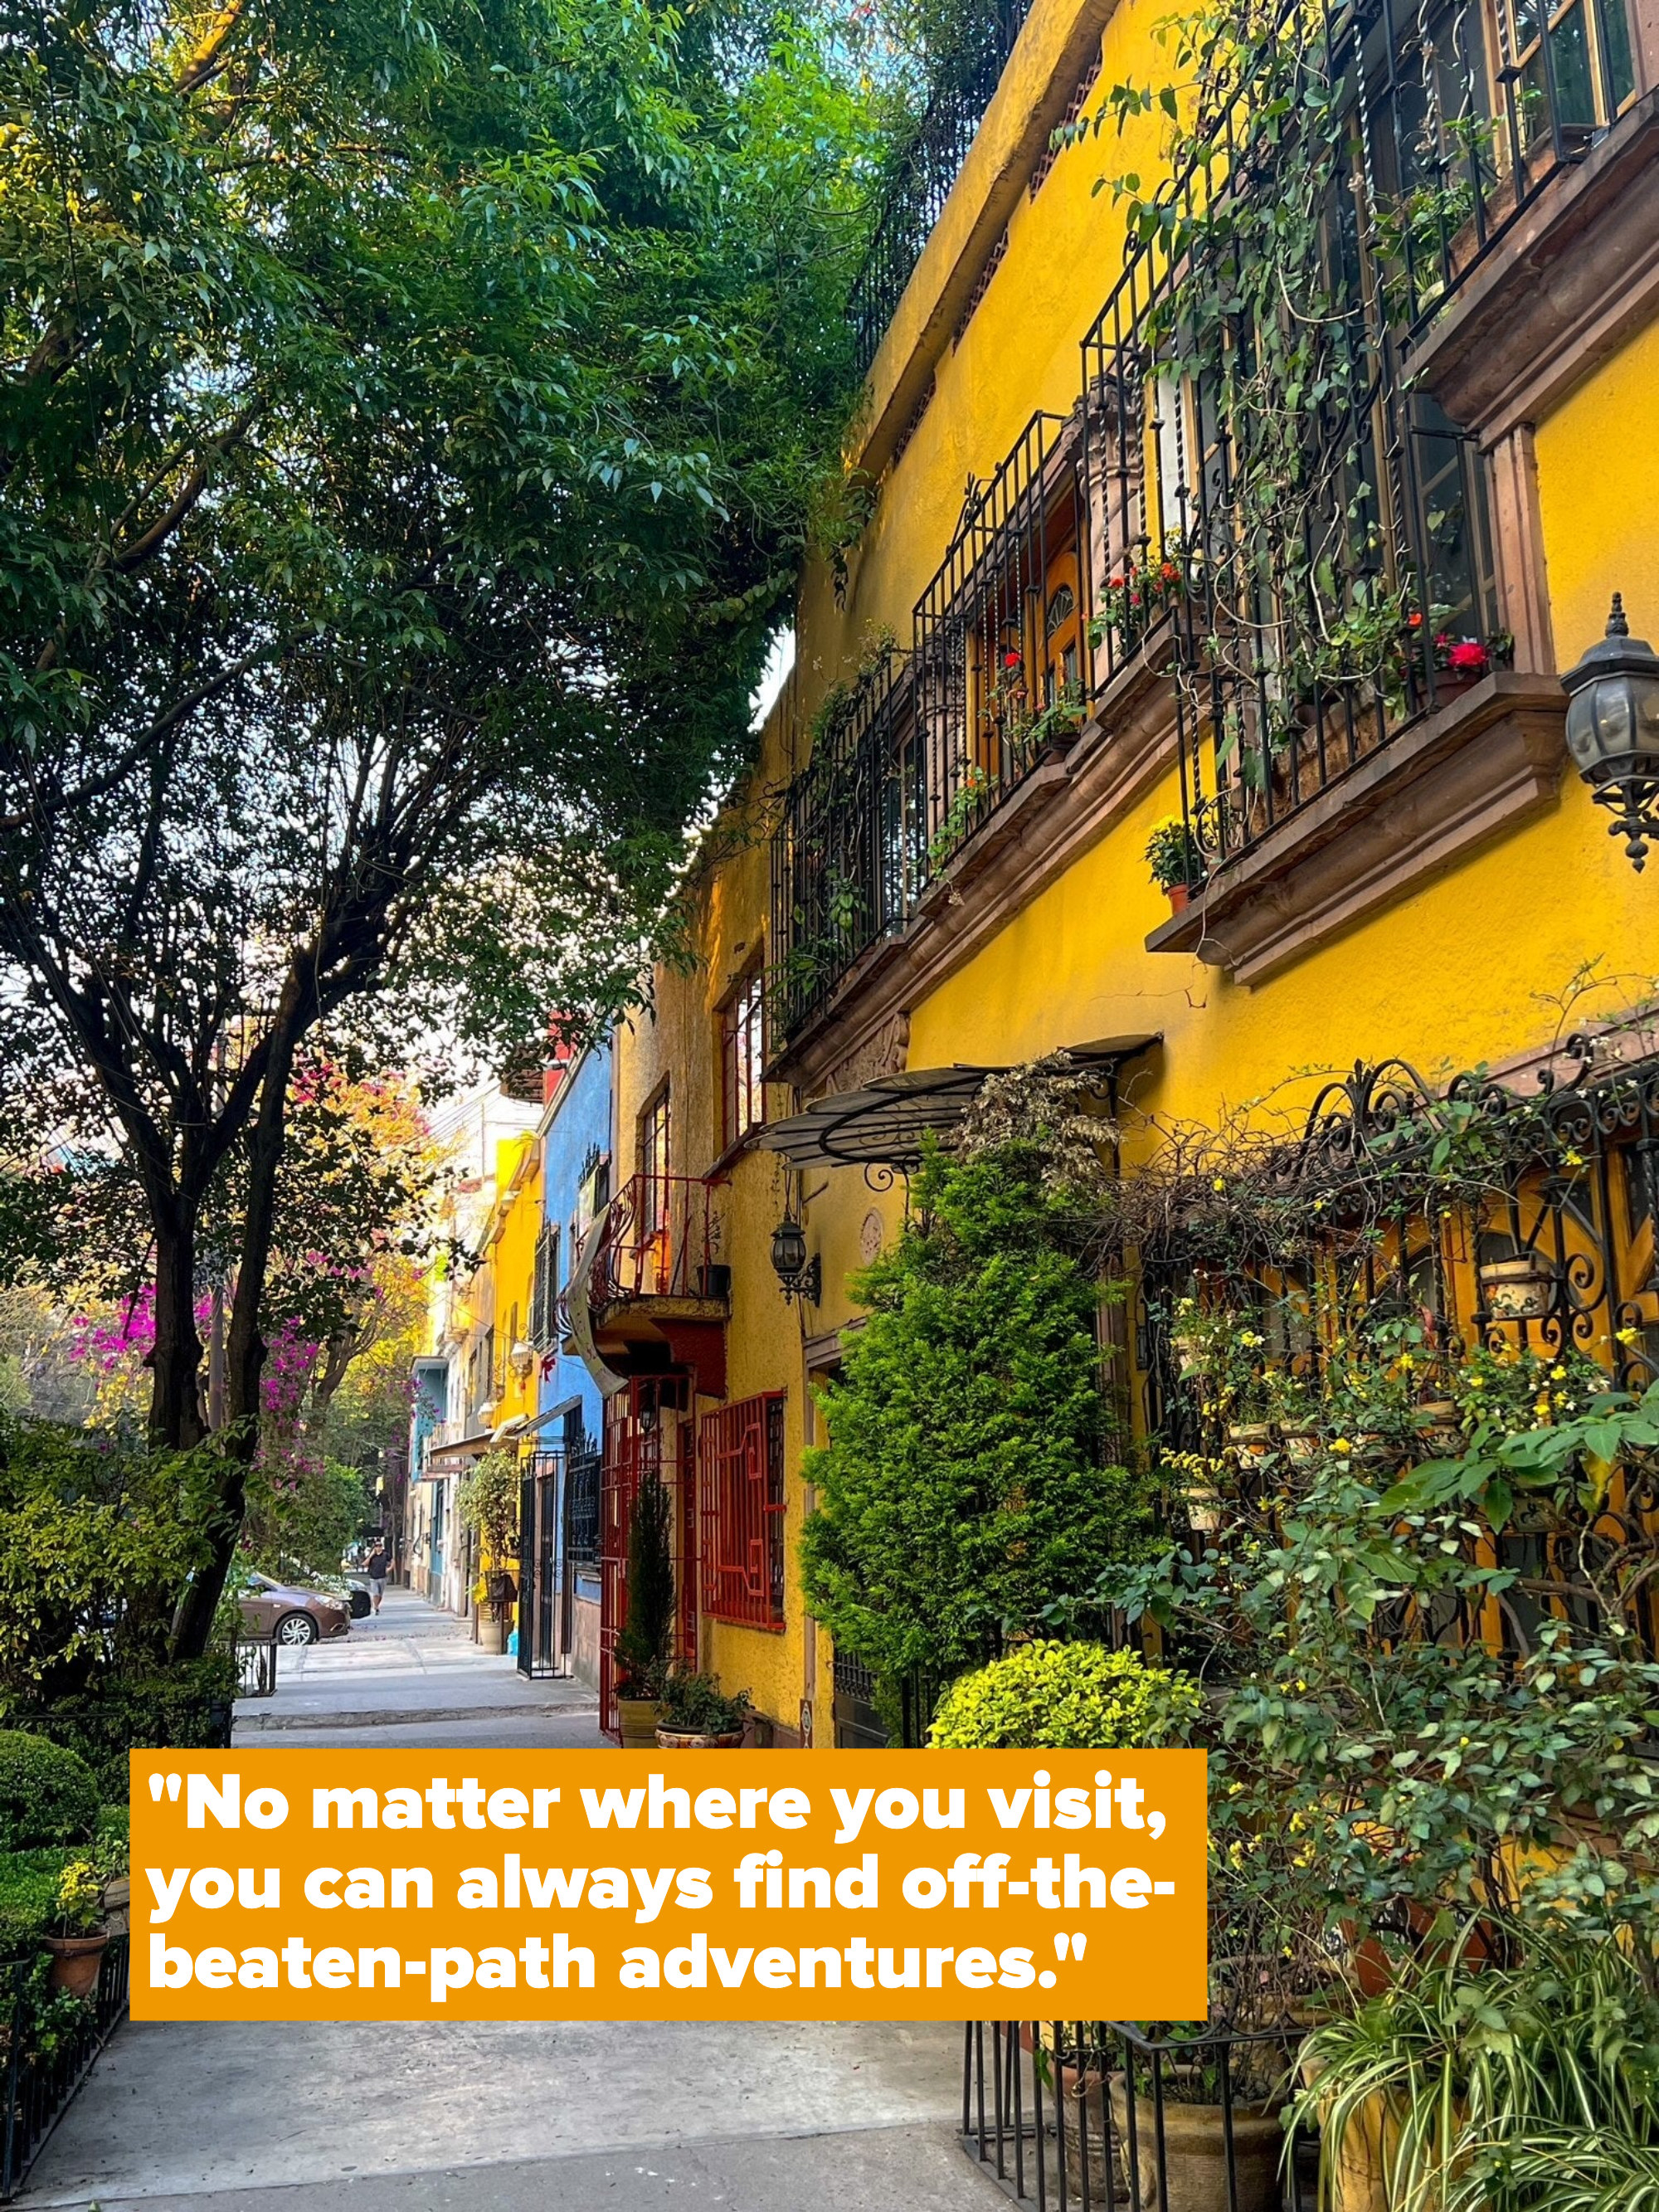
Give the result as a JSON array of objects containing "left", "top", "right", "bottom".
[
  {"left": 799, "top": 1131, "right": 1159, "bottom": 1698},
  {"left": 1, "top": 0, "right": 878, "bottom": 1649}
]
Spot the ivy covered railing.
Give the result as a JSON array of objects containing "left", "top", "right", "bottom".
[{"left": 848, "top": 0, "right": 1038, "bottom": 375}]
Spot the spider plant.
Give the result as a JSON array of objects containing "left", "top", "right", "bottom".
[{"left": 1290, "top": 1917, "right": 1659, "bottom": 2211}]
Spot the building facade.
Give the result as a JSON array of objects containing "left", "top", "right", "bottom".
[{"left": 586, "top": 0, "right": 1659, "bottom": 1747}]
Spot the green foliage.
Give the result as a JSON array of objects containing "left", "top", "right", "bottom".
[
  {"left": 1292, "top": 1922, "right": 1659, "bottom": 2212},
  {"left": 928, "top": 1641, "right": 1202, "bottom": 1750},
  {"left": 241, "top": 1457, "right": 371, "bottom": 1586},
  {"left": 456, "top": 1450, "right": 521, "bottom": 1565},
  {"left": 658, "top": 1669, "right": 752, "bottom": 1736},
  {"left": 800, "top": 1136, "right": 1159, "bottom": 1695},
  {"left": 0, "top": 1416, "right": 220, "bottom": 1702},
  {"left": 14, "top": 1658, "right": 237, "bottom": 1801},
  {"left": 614, "top": 1470, "right": 676, "bottom": 1698},
  {"left": 51, "top": 1858, "right": 105, "bottom": 1938},
  {"left": 0, "top": 1848, "right": 80, "bottom": 1960},
  {"left": 0, "top": 1733, "right": 98, "bottom": 1853}
]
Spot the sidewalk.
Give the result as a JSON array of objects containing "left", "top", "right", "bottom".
[
  {"left": 233, "top": 1584, "right": 605, "bottom": 1749},
  {"left": 22, "top": 1588, "right": 996, "bottom": 2211}
]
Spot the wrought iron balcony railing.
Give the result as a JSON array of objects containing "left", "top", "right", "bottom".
[
  {"left": 849, "top": 0, "right": 1037, "bottom": 377},
  {"left": 776, "top": 0, "right": 1644, "bottom": 1035},
  {"left": 587, "top": 1171, "right": 723, "bottom": 1308}
]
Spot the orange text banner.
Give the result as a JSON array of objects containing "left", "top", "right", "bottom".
[{"left": 130, "top": 1749, "right": 1208, "bottom": 2022}]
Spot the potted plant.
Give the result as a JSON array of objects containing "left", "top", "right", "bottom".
[
  {"left": 613, "top": 1469, "right": 676, "bottom": 1748},
  {"left": 1108, "top": 2043, "right": 1288, "bottom": 2212},
  {"left": 1146, "top": 816, "right": 1204, "bottom": 911},
  {"left": 44, "top": 1859, "right": 108, "bottom": 1999},
  {"left": 457, "top": 1449, "right": 521, "bottom": 1654},
  {"left": 654, "top": 1669, "right": 751, "bottom": 1749}
]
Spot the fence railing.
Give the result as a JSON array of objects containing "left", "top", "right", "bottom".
[
  {"left": 589, "top": 1172, "right": 722, "bottom": 1306},
  {"left": 962, "top": 2018, "right": 1317, "bottom": 2212},
  {"left": 234, "top": 1634, "right": 278, "bottom": 1698},
  {"left": 2, "top": 1936, "right": 130, "bottom": 2202},
  {"left": 849, "top": 0, "right": 1037, "bottom": 376}
]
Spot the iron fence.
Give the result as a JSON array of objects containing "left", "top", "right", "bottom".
[
  {"left": 962, "top": 2019, "right": 1317, "bottom": 2212},
  {"left": 769, "top": 651, "right": 922, "bottom": 1043},
  {"left": 849, "top": 0, "right": 1037, "bottom": 375},
  {"left": 914, "top": 410, "right": 1092, "bottom": 866},
  {"left": 2, "top": 1937, "right": 130, "bottom": 2202},
  {"left": 234, "top": 1634, "right": 278, "bottom": 1698},
  {"left": 590, "top": 1172, "right": 722, "bottom": 1306}
]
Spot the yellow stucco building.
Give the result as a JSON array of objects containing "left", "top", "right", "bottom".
[{"left": 595, "top": 0, "right": 1659, "bottom": 1747}]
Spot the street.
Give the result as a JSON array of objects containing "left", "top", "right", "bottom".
[{"left": 21, "top": 1592, "right": 995, "bottom": 2212}]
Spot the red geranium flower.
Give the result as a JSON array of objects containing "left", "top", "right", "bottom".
[
  {"left": 1447, "top": 639, "right": 1489, "bottom": 675},
  {"left": 1003, "top": 650, "right": 1022, "bottom": 669},
  {"left": 1407, "top": 610, "right": 1423, "bottom": 630}
]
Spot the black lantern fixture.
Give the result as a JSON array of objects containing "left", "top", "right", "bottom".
[
  {"left": 770, "top": 1216, "right": 820, "bottom": 1306},
  {"left": 1562, "top": 594, "right": 1659, "bottom": 870}
]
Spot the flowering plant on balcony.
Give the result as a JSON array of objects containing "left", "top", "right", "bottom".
[{"left": 1091, "top": 543, "right": 1191, "bottom": 652}]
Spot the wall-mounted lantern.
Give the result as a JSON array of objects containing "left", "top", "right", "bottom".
[
  {"left": 1562, "top": 595, "right": 1659, "bottom": 870},
  {"left": 770, "top": 1216, "right": 821, "bottom": 1306}
]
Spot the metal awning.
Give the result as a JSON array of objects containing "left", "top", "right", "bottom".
[
  {"left": 425, "top": 1431, "right": 494, "bottom": 1468},
  {"left": 757, "top": 1040, "right": 1158, "bottom": 1171}
]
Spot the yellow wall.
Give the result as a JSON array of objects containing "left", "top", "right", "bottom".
[
  {"left": 1535, "top": 317, "right": 1659, "bottom": 679},
  {"left": 625, "top": 0, "right": 1659, "bottom": 1736}
]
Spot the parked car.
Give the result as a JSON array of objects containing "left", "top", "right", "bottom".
[
  {"left": 237, "top": 1572, "right": 351, "bottom": 1646},
  {"left": 341, "top": 1575, "right": 373, "bottom": 1620}
]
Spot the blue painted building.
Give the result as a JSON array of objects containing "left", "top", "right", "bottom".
[{"left": 530, "top": 1036, "right": 614, "bottom": 1685}]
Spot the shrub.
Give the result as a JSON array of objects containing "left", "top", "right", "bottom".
[
  {"left": 613, "top": 1472, "right": 676, "bottom": 1698},
  {"left": 928, "top": 1642, "right": 1203, "bottom": 1750},
  {"left": 7, "top": 1655, "right": 236, "bottom": 1800},
  {"left": 658, "top": 1670, "right": 751, "bottom": 1737},
  {"left": 800, "top": 1136, "right": 1160, "bottom": 1697},
  {"left": 0, "top": 1732, "right": 98, "bottom": 1851},
  {"left": 0, "top": 1848, "right": 78, "bottom": 1958}
]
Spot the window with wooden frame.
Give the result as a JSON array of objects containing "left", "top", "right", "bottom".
[
  {"left": 722, "top": 968, "right": 768, "bottom": 1151},
  {"left": 699, "top": 1392, "right": 786, "bottom": 1630},
  {"left": 639, "top": 1086, "right": 670, "bottom": 1236}
]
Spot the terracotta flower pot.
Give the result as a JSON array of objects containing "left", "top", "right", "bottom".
[
  {"left": 1167, "top": 882, "right": 1191, "bottom": 914},
  {"left": 654, "top": 1726, "right": 745, "bottom": 1750},
  {"left": 1108, "top": 2076, "right": 1285, "bottom": 2212},
  {"left": 615, "top": 1696, "right": 662, "bottom": 1750},
  {"left": 45, "top": 1932, "right": 109, "bottom": 2000}
]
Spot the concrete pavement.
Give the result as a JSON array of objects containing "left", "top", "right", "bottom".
[
  {"left": 22, "top": 1590, "right": 997, "bottom": 2212},
  {"left": 231, "top": 1586, "right": 606, "bottom": 1747}
]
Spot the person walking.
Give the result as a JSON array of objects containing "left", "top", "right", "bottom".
[{"left": 365, "top": 1539, "right": 389, "bottom": 1615}]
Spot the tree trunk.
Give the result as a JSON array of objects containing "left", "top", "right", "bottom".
[
  {"left": 169, "top": 995, "right": 304, "bottom": 1659},
  {"left": 149, "top": 1214, "right": 205, "bottom": 1450}
]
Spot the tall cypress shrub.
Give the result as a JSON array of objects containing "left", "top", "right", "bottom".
[{"left": 800, "top": 1132, "right": 1155, "bottom": 1698}]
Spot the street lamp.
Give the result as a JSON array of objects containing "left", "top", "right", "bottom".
[
  {"left": 1562, "top": 594, "right": 1659, "bottom": 870},
  {"left": 770, "top": 1216, "right": 820, "bottom": 1306}
]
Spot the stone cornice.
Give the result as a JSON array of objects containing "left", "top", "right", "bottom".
[{"left": 1404, "top": 95, "right": 1659, "bottom": 446}]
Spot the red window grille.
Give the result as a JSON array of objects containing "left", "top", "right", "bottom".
[
  {"left": 699, "top": 1392, "right": 786, "bottom": 1630},
  {"left": 721, "top": 971, "right": 767, "bottom": 1150}
]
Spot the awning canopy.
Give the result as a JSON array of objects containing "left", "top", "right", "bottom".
[{"left": 757, "top": 1040, "right": 1158, "bottom": 1172}]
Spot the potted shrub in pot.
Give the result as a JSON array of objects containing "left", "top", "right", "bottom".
[
  {"left": 654, "top": 1670, "right": 751, "bottom": 1748},
  {"left": 1145, "top": 816, "right": 1204, "bottom": 913},
  {"left": 613, "top": 1469, "right": 676, "bottom": 1748},
  {"left": 1108, "top": 2049, "right": 1287, "bottom": 2212},
  {"left": 44, "top": 1859, "right": 108, "bottom": 1998}
]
